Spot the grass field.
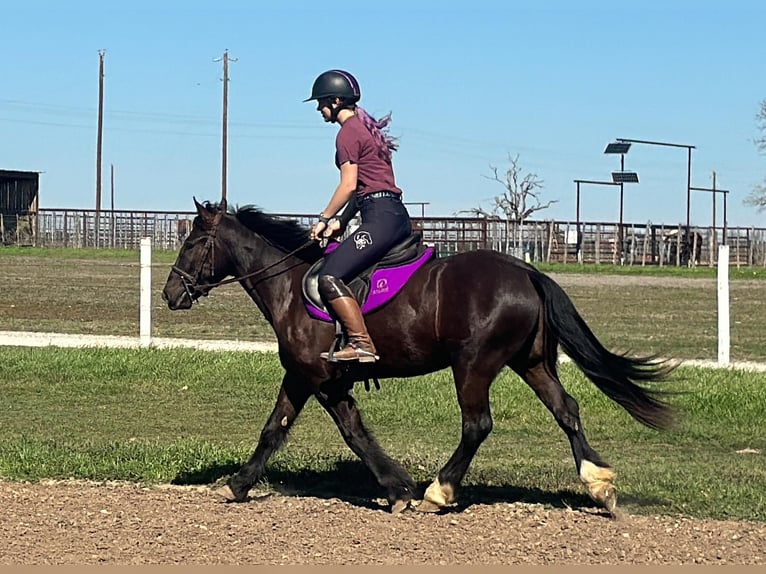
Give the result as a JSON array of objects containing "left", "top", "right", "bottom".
[
  {"left": 2, "top": 247, "right": 766, "bottom": 361},
  {"left": 0, "top": 346, "right": 764, "bottom": 522}
]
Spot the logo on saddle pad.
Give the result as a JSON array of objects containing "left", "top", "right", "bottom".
[{"left": 373, "top": 278, "right": 388, "bottom": 295}]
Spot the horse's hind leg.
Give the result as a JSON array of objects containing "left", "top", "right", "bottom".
[
  {"left": 224, "top": 372, "right": 313, "bottom": 502},
  {"left": 315, "top": 385, "right": 417, "bottom": 513},
  {"left": 419, "top": 358, "right": 497, "bottom": 513},
  {"left": 519, "top": 360, "right": 618, "bottom": 515}
]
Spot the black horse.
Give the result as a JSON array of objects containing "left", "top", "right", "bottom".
[{"left": 162, "top": 199, "right": 676, "bottom": 516}]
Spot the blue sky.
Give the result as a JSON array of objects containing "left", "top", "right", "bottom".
[{"left": 2, "top": 0, "right": 765, "bottom": 228}]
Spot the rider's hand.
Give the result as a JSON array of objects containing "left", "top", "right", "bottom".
[
  {"left": 322, "top": 218, "right": 342, "bottom": 239},
  {"left": 310, "top": 220, "right": 327, "bottom": 241}
]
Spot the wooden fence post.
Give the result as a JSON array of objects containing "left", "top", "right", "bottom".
[
  {"left": 691, "top": 231, "right": 699, "bottom": 268},
  {"left": 535, "top": 224, "right": 541, "bottom": 263},
  {"left": 629, "top": 225, "right": 636, "bottom": 266},
  {"left": 595, "top": 224, "right": 601, "bottom": 265},
  {"left": 546, "top": 222, "right": 553, "bottom": 263},
  {"left": 642, "top": 223, "right": 650, "bottom": 266}
]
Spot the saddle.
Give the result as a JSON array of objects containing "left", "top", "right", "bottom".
[{"left": 302, "top": 232, "right": 435, "bottom": 322}]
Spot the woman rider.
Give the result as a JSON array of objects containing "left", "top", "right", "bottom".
[{"left": 305, "top": 69, "right": 412, "bottom": 363}]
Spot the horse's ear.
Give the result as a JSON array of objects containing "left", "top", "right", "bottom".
[{"left": 193, "top": 197, "right": 216, "bottom": 226}]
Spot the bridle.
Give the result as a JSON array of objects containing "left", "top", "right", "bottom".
[{"left": 170, "top": 209, "right": 315, "bottom": 304}]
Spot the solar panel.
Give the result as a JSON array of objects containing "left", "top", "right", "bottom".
[
  {"left": 611, "top": 171, "right": 639, "bottom": 183},
  {"left": 604, "top": 142, "right": 632, "bottom": 154}
]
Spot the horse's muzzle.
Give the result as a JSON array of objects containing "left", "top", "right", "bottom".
[
  {"left": 162, "top": 285, "right": 194, "bottom": 310},
  {"left": 163, "top": 266, "right": 203, "bottom": 310}
]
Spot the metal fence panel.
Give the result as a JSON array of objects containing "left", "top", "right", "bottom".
[{"left": 3, "top": 208, "right": 764, "bottom": 268}]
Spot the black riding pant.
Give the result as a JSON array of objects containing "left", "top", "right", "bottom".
[{"left": 318, "top": 194, "right": 411, "bottom": 300}]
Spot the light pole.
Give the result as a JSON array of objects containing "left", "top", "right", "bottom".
[
  {"left": 613, "top": 138, "right": 695, "bottom": 231},
  {"left": 604, "top": 142, "right": 639, "bottom": 261},
  {"left": 574, "top": 179, "right": 622, "bottom": 263}
]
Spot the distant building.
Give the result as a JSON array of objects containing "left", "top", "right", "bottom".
[{"left": 1, "top": 170, "right": 40, "bottom": 244}]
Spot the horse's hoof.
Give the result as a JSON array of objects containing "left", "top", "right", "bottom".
[
  {"left": 391, "top": 499, "right": 413, "bottom": 514},
  {"left": 216, "top": 482, "right": 254, "bottom": 503},
  {"left": 603, "top": 487, "right": 618, "bottom": 515},
  {"left": 414, "top": 499, "right": 443, "bottom": 513},
  {"left": 215, "top": 484, "right": 237, "bottom": 502}
]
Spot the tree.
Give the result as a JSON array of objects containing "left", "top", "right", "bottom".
[
  {"left": 745, "top": 100, "right": 766, "bottom": 212},
  {"left": 460, "top": 154, "right": 557, "bottom": 256}
]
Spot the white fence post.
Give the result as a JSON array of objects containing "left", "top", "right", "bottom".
[
  {"left": 717, "top": 244, "right": 730, "bottom": 365},
  {"left": 140, "top": 237, "right": 152, "bottom": 347}
]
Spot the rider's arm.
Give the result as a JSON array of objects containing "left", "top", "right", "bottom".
[
  {"left": 320, "top": 161, "right": 357, "bottom": 220},
  {"left": 335, "top": 193, "right": 359, "bottom": 233}
]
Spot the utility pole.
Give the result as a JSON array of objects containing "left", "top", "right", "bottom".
[
  {"left": 712, "top": 171, "right": 717, "bottom": 241},
  {"left": 96, "top": 49, "right": 106, "bottom": 247},
  {"left": 215, "top": 50, "right": 237, "bottom": 203},
  {"left": 110, "top": 163, "right": 116, "bottom": 248}
]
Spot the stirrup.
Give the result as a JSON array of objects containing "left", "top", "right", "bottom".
[
  {"left": 319, "top": 321, "right": 345, "bottom": 362},
  {"left": 321, "top": 345, "right": 379, "bottom": 363},
  {"left": 339, "top": 344, "right": 379, "bottom": 363}
]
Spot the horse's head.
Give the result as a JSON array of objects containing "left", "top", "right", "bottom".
[{"left": 163, "top": 198, "right": 235, "bottom": 310}]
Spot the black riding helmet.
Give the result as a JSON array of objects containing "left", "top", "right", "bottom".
[{"left": 303, "top": 69, "right": 361, "bottom": 104}]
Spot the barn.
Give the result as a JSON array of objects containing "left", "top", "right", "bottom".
[{"left": 0, "top": 169, "right": 40, "bottom": 244}]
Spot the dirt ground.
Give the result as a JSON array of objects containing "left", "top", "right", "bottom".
[{"left": 1, "top": 480, "right": 764, "bottom": 565}]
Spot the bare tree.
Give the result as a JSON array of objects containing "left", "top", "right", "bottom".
[
  {"left": 745, "top": 100, "right": 766, "bottom": 212},
  {"left": 460, "top": 154, "right": 557, "bottom": 256}
]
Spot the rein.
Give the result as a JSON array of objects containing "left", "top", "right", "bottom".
[{"left": 171, "top": 230, "right": 316, "bottom": 303}]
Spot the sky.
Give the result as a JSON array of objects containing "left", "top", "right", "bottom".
[{"left": 2, "top": 0, "right": 765, "bottom": 228}]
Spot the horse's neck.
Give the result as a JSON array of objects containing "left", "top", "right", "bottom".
[{"left": 234, "top": 246, "right": 306, "bottom": 327}]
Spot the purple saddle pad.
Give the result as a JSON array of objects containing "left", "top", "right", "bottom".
[{"left": 304, "top": 243, "right": 434, "bottom": 323}]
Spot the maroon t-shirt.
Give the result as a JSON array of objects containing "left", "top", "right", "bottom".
[{"left": 335, "top": 115, "right": 402, "bottom": 197}]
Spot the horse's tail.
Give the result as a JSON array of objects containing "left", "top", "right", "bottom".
[{"left": 528, "top": 271, "right": 677, "bottom": 430}]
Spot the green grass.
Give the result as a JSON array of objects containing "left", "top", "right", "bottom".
[{"left": 0, "top": 346, "right": 764, "bottom": 522}]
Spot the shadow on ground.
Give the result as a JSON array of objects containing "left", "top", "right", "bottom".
[{"left": 171, "top": 459, "right": 665, "bottom": 515}]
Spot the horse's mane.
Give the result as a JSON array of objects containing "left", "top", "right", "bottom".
[{"left": 209, "top": 202, "right": 324, "bottom": 263}]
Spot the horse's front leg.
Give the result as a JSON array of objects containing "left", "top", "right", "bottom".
[
  {"left": 224, "top": 371, "right": 313, "bottom": 502},
  {"left": 316, "top": 385, "right": 416, "bottom": 514}
]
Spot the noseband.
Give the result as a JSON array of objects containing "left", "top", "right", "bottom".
[{"left": 170, "top": 210, "right": 315, "bottom": 304}]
